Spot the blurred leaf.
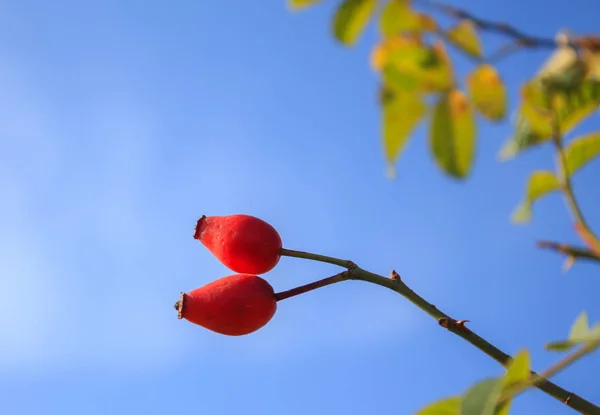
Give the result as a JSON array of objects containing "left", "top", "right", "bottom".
[
  {"left": 373, "top": 36, "right": 454, "bottom": 93},
  {"left": 511, "top": 170, "right": 561, "bottom": 224},
  {"left": 546, "top": 340, "right": 576, "bottom": 352},
  {"left": 493, "top": 350, "right": 532, "bottom": 415},
  {"left": 564, "top": 132, "right": 600, "bottom": 175},
  {"left": 416, "top": 396, "right": 461, "bottom": 415},
  {"left": 332, "top": 0, "right": 377, "bottom": 46},
  {"left": 466, "top": 64, "right": 507, "bottom": 121},
  {"left": 379, "top": 0, "right": 415, "bottom": 36},
  {"left": 495, "top": 402, "right": 512, "bottom": 415},
  {"left": 446, "top": 19, "right": 483, "bottom": 58},
  {"left": 288, "top": 0, "right": 323, "bottom": 10},
  {"left": 379, "top": 0, "right": 436, "bottom": 37},
  {"left": 498, "top": 112, "right": 547, "bottom": 161},
  {"left": 429, "top": 89, "right": 476, "bottom": 178},
  {"left": 536, "top": 44, "right": 587, "bottom": 92},
  {"left": 371, "top": 34, "right": 424, "bottom": 71},
  {"left": 569, "top": 311, "right": 590, "bottom": 342},
  {"left": 499, "top": 79, "right": 600, "bottom": 160},
  {"left": 518, "top": 81, "right": 553, "bottom": 135},
  {"left": 420, "top": 41, "right": 454, "bottom": 92},
  {"left": 461, "top": 378, "right": 504, "bottom": 415},
  {"left": 546, "top": 311, "right": 600, "bottom": 351},
  {"left": 503, "top": 350, "right": 531, "bottom": 388},
  {"left": 546, "top": 335, "right": 600, "bottom": 352},
  {"left": 382, "top": 89, "right": 427, "bottom": 168}
]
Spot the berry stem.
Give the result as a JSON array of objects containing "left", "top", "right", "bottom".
[
  {"left": 280, "top": 248, "right": 356, "bottom": 269},
  {"left": 274, "top": 271, "right": 350, "bottom": 301},
  {"left": 280, "top": 247, "right": 600, "bottom": 415}
]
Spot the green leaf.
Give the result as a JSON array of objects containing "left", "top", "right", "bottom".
[
  {"left": 467, "top": 64, "right": 507, "bottom": 121},
  {"left": 379, "top": 0, "right": 436, "bottom": 37},
  {"left": 430, "top": 89, "right": 476, "bottom": 178},
  {"left": 499, "top": 79, "right": 600, "bottom": 160},
  {"left": 564, "top": 132, "right": 600, "bottom": 175},
  {"left": 511, "top": 170, "right": 561, "bottom": 224},
  {"left": 546, "top": 340, "right": 576, "bottom": 352},
  {"left": 379, "top": 0, "right": 414, "bottom": 36},
  {"left": 375, "top": 36, "right": 454, "bottom": 93},
  {"left": 446, "top": 19, "right": 483, "bottom": 58},
  {"left": 493, "top": 350, "right": 532, "bottom": 415},
  {"left": 288, "top": 0, "right": 323, "bottom": 11},
  {"left": 416, "top": 396, "right": 462, "bottom": 415},
  {"left": 382, "top": 90, "right": 427, "bottom": 168},
  {"left": 498, "top": 112, "right": 547, "bottom": 161},
  {"left": 461, "top": 377, "right": 504, "bottom": 415},
  {"left": 546, "top": 311, "right": 600, "bottom": 351},
  {"left": 503, "top": 350, "right": 531, "bottom": 388},
  {"left": 332, "top": 0, "right": 377, "bottom": 46},
  {"left": 536, "top": 44, "right": 587, "bottom": 92},
  {"left": 522, "top": 80, "right": 600, "bottom": 136},
  {"left": 569, "top": 311, "right": 590, "bottom": 342}
]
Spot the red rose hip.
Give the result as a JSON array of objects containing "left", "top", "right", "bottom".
[
  {"left": 175, "top": 273, "right": 277, "bottom": 336},
  {"left": 194, "top": 214, "right": 282, "bottom": 274}
]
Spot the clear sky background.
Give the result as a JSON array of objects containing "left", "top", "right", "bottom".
[{"left": 1, "top": 1, "right": 599, "bottom": 414}]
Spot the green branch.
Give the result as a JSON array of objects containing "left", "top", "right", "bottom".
[
  {"left": 279, "top": 248, "right": 600, "bottom": 414},
  {"left": 279, "top": 248, "right": 357, "bottom": 269},
  {"left": 550, "top": 111, "right": 600, "bottom": 252}
]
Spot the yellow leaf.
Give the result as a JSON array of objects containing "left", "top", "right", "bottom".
[
  {"left": 564, "top": 132, "right": 600, "bottom": 175},
  {"left": 370, "top": 33, "right": 424, "bottom": 71},
  {"left": 446, "top": 19, "right": 483, "bottom": 58},
  {"left": 382, "top": 90, "right": 427, "bottom": 165},
  {"left": 332, "top": 0, "right": 377, "bottom": 46},
  {"left": 425, "top": 41, "right": 454, "bottom": 92},
  {"left": 511, "top": 170, "right": 561, "bottom": 224},
  {"left": 379, "top": 0, "right": 437, "bottom": 37},
  {"left": 375, "top": 36, "right": 453, "bottom": 93},
  {"left": 494, "top": 350, "right": 531, "bottom": 415},
  {"left": 288, "top": 0, "right": 323, "bottom": 11},
  {"left": 503, "top": 350, "right": 531, "bottom": 388},
  {"left": 429, "top": 89, "right": 476, "bottom": 178},
  {"left": 466, "top": 64, "right": 507, "bottom": 121}
]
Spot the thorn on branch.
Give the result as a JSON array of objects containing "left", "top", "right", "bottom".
[
  {"left": 438, "top": 317, "right": 472, "bottom": 334},
  {"left": 389, "top": 270, "right": 402, "bottom": 282}
]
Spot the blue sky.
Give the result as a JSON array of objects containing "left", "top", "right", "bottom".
[{"left": 0, "top": 0, "right": 599, "bottom": 414}]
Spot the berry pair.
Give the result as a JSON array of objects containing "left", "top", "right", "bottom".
[{"left": 175, "top": 214, "right": 283, "bottom": 336}]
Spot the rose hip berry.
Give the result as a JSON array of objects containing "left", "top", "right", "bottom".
[
  {"left": 194, "top": 214, "right": 282, "bottom": 274},
  {"left": 174, "top": 273, "right": 277, "bottom": 336}
]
